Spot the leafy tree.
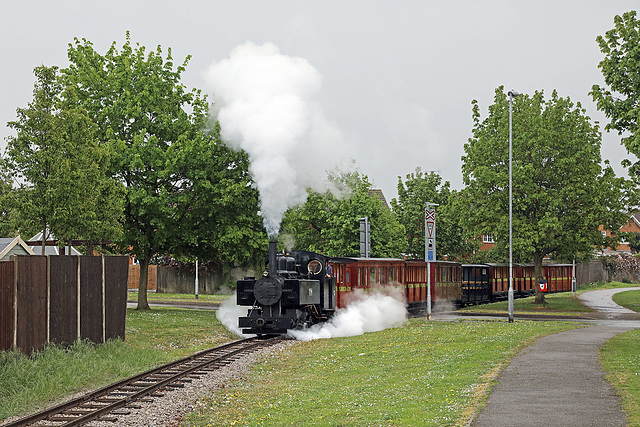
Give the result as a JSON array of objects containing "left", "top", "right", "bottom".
[
  {"left": 623, "top": 231, "right": 640, "bottom": 254},
  {"left": 462, "top": 87, "right": 628, "bottom": 303},
  {"left": 167, "top": 122, "right": 267, "bottom": 269},
  {"left": 5, "top": 66, "right": 123, "bottom": 254},
  {"left": 62, "top": 34, "right": 266, "bottom": 308},
  {"left": 281, "top": 171, "right": 406, "bottom": 258},
  {"left": 391, "top": 168, "right": 474, "bottom": 260},
  {"left": 591, "top": 10, "right": 640, "bottom": 179},
  {"left": 0, "top": 168, "right": 18, "bottom": 237}
]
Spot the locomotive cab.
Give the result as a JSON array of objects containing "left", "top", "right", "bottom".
[{"left": 237, "top": 242, "right": 336, "bottom": 335}]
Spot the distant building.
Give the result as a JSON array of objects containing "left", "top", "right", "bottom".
[
  {"left": 0, "top": 236, "right": 35, "bottom": 261},
  {"left": 600, "top": 212, "right": 640, "bottom": 254},
  {"left": 368, "top": 189, "right": 390, "bottom": 210},
  {"left": 28, "top": 230, "right": 82, "bottom": 256}
]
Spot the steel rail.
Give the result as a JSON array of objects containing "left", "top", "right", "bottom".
[{"left": 4, "top": 337, "right": 279, "bottom": 426}]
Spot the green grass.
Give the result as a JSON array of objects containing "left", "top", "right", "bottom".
[
  {"left": 182, "top": 319, "right": 580, "bottom": 427},
  {"left": 611, "top": 290, "right": 640, "bottom": 313},
  {"left": 601, "top": 328, "right": 640, "bottom": 426},
  {"left": 0, "top": 308, "right": 237, "bottom": 421},
  {"left": 459, "top": 281, "right": 640, "bottom": 316},
  {"left": 459, "top": 291, "right": 592, "bottom": 315},
  {"left": 128, "top": 291, "right": 231, "bottom": 304}
]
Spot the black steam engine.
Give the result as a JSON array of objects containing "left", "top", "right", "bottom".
[{"left": 237, "top": 242, "right": 336, "bottom": 335}]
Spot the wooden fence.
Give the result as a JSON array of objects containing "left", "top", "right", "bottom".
[
  {"left": 127, "top": 264, "right": 157, "bottom": 290},
  {"left": 0, "top": 255, "right": 129, "bottom": 355}
]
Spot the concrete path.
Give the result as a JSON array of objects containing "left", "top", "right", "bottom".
[{"left": 471, "top": 288, "right": 640, "bottom": 427}]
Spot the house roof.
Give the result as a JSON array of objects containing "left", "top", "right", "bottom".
[
  {"left": 368, "top": 189, "right": 390, "bottom": 210},
  {"left": 0, "top": 236, "right": 36, "bottom": 260},
  {"left": 28, "top": 230, "right": 82, "bottom": 256}
]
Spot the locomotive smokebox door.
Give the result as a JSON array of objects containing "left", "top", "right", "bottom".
[{"left": 254, "top": 276, "right": 285, "bottom": 305}]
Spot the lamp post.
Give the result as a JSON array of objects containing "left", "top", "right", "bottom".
[{"left": 508, "top": 89, "right": 519, "bottom": 323}]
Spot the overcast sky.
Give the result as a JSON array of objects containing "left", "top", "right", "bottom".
[{"left": 1, "top": 1, "right": 637, "bottom": 201}]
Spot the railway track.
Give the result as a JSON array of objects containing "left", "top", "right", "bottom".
[{"left": 4, "top": 336, "right": 281, "bottom": 426}]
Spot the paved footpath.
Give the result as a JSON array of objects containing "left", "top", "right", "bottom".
[{"left": 471, "top": 288, "right": 640, "bottom": 427}]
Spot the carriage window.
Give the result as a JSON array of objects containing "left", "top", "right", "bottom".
[
  {"left": 370, "top": 267, "right": 376, "bottom": 285},
  {"left": 346, "top": 272, "right": 350, "bottom": 284}
]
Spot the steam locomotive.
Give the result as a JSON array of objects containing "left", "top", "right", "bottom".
[
  {"left": 237, "top": 244, "right": 577, "bottom": 336},
  {"left": 237, "top": 242, "right": 336, "bottom": 335}
]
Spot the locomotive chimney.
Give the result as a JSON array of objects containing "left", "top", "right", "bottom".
[{"left": 268, "top": 240, "right": 277, "bottom": 277}]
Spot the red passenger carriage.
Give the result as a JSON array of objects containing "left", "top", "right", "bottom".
[{"left": 330, "top": 257, "right": 462, "bottom": 312}]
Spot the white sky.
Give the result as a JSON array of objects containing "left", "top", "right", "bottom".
[{"left": 1, "top": 1, "right": 637, "bottom": 201}]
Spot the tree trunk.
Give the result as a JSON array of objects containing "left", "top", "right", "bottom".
[
  {"left": 533, "top": 253, "right": 546, "bottom": 305},
  {"left": 137, "top": 256, "right": 151, "bottom": 310}
]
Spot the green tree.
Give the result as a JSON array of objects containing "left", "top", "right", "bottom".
[
  {"left": 167, "top": 122, "right": 267, "bottom": 269},
  {"left": 391, "top": 168, "right": 474, "bottom": 260},
  {"left": 282, "top": 171, "right": 406, "bottom": 258},
  {"left": 62, "top": 34, "right": 266, "bottom": 308},
  {"left": 0, "top": 168, "right": 17, "bottom": 237},
  {"left": 462, "top": 87, "right": 628, "bottom": 303},
  {"left": 5, "top": 66, "right": 123, "bottom": 254},
  {"left": 591, "top": 10, "right": 640, "bottom": 179}
]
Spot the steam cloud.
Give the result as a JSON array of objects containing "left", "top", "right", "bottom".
[
  {"left": 216, "top": 291, "right": 249, "bottom": 337},
  {"left": 206, "top": 42, "right": 351, "bottom": 238},
  {"left": 288, "top": 287, "right": 408, "bottom": 341}
]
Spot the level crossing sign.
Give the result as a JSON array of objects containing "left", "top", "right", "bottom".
[{"left": 425, "top": 207, "right": 436, "bottom": 261}]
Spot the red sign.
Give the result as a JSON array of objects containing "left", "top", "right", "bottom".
[{"left": 538, "top": 281, "right": 548, "bottom": 293}]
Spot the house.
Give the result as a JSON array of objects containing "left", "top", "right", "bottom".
[
  {"left": 368, "top": 189, "right": 390, "bottom": 210},
  {"left": 28, "top": 230, "right": 82, "bottom": 256},
  {"left": 600, "top": 212, "right": 640, "bottom": 253},
  {"left": 0, "top": 236, "right": 36, "bottom": 261}
]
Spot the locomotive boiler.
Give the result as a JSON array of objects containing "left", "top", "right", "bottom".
[{"left": 237, "top": 242, "right": 336, "bottom": 335}]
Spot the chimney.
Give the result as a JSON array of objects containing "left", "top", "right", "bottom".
[{"left": 268, "top": 241, "right": 277, "bottom": 277}]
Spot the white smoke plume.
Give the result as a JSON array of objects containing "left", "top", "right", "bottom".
[
  {"left": 288, "top": 287, "right": 408, "bottom": 341},
  {"left": 216, "top": 291, "right": 250, "bottom": 337},
  {"left": 205, "top": 42, "right": 352, "bottom": 238}
]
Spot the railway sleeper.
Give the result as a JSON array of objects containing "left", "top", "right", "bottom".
[
  {"left": 96, "top": 415, "right": 119, "bottom": 422},
  {"left": 62, "top": 409, "right": 94, "bottom": 415},
  {"left": 49, "top": 414, "right": 79, "bottom": 421}
]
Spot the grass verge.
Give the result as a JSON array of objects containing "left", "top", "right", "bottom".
[
  {"left": 127, "top": 291, "right": 231, "bottom": 304},
  {"left": 611, "top": 290, "right": 640, "bottom": 313},
  {"left": 182, "top": 319, "right": 580, "bottom": 427},
  {"left": 601, "top": 328, "right": 640, "bottom": 426},
  {"left": 0, "top": 308, "right": 237, "bottom": 421},
  {"left": 459, "top": 281, "right": 640, "bottom": 316}
]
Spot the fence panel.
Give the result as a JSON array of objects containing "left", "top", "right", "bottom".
[
  {"left": 15, "top": 256, "right": 48, "bottom": 353},
  {"left": 104, "top": 256, "right": 128, "bottom": 341},
  {"left": 127, "top": 264, "right": 156, "bottom": 290},
  {"left": 80, "top": 256, "right": 103, "bottom": 343},
  {"left": 0, "top": 261, "right": 14, "bottom": 351},
  {"left": 49, "top": 256, "right": 79, "bottom": 346}
]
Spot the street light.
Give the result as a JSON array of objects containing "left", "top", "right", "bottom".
[{"left": 508, "top": 89, "right": 519, "bottom": 323}]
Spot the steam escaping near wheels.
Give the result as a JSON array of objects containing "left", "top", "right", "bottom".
[
  {"left": 288, "top": 288, "right": 408, "bottom": 341},
  {"left": 217, "top": 291, "right": 251, "bottom": 337}
]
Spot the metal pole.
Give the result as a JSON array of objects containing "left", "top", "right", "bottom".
[
  {"left": 425, "top": 202, "right": 438, "bottom": 321},
  {"left": 572, "top": 258, "right": 576, "bottom": 296},
  {"left": 508, "top": 90, "right": 519, "bottom": 323},
  {"left": 195, "top": 258, "right": 199, "bottom": 299}
]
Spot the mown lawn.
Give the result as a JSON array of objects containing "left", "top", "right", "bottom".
[
  {"left": 183, "top": 319, "right": 580, "bottom": 427},
  {"left": 611, "top": 289, "right": 640, "bottom": 313},
  {"left": 127, "top": 291, "right": 230, "bottom": 304},
  {"left": 601, "top": 328, "right": 640, "bottom": 426},
  {"left": 458, "top": 281, "right": 640, "bottom": 316},
  {"left": 0, "top": 308, "right": 236, "bottom": 421}
]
